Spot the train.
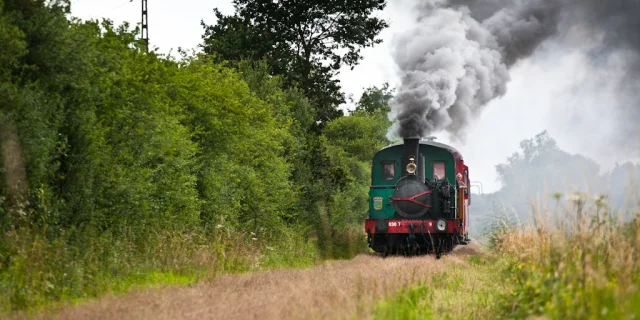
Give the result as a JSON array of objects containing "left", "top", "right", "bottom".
[{"left": 364, "top": 136, "right": 471, "bottom": 256}]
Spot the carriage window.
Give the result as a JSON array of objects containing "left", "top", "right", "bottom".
[
  {"left": 382, "top": 162, "right": 395, "bottom": 181},
  {"left": 433, "top": 162, "right": 445, "bottom": 180}
]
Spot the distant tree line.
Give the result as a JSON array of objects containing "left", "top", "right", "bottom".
[{"left": 471, "top": 131, "right": 640, "bottom": 238}]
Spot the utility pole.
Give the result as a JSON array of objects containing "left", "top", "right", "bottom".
[{"left": 141, "top": 0, "right": 149, "bottom": 52}]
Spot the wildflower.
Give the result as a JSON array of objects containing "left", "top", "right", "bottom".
[{"left": 567, "top": 193, "right": 581, "bottom": 202}]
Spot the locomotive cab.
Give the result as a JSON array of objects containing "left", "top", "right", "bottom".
[{"left": 365, "top": 137, "right": 471, "bottom": 256}]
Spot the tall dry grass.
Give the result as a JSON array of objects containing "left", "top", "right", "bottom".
[
  {"left": 0, "top": 223, "right": 318, "bottom": 315},
  {"left": 13, "top": 247, "right": 487, "bottom": 320},
  {"left": 494, "top": 190, "right": 640, "bottom": 319}
]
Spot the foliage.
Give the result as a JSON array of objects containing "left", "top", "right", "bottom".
[
  {"left": 471, "top": 130, "right": 640, "bottom": 238},
  {"left": 373, "top": 281, "right": 434, "bottom": 320},
  {"left": 324, "top": 109, "right": 390, "bottom": 162},
  {"left": 495, "top": 131, "right": 601, "bottom": 196},
  {"left": 317, "top": 107, "right": 391, "bottom": 258},
  {"left": 0, "top": 224, "right": 317, "bottom": 314},
  {"left": 494, "top": 194, "right": 640, "bottom": 319},
  {"left": 370, "top": 191, "right": 640, "bottom": 319},
  {"left": 353, "top": 82, "right": 394, "bottom": 115},
  {"left": 165, "top": 55, "right": 296, "bottom": 232},
  {"left": 372, "top": 255, "right": 508, "bottom": 320},
  {"left": 201, "top": 0, "right": 389, "bottom": 124},
  {"left": 0, "top": 0, "right": 395, "bottom": 313},
  {"left": 200, "top": 0, "right": 394, "bottom": 261}
]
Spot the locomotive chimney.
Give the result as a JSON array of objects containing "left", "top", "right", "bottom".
[{"left": 403, "top": 137, "right": 420, "bottom": 177}]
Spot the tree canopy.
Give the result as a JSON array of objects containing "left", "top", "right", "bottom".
[
  {"left": 470, "top": 131, "right": 638, "bottom": 235},
  {"left": 495, "top": 131, "right": 601, "bottom": 197},
  {"left": 352, "top": 82, "right": 394, "bottom": 115},
  {"left": 0, "top": 0, "right": 397, "bottom": 311},
  {"left": 201, "top": 0, "right": 389, "bottom": 124}
]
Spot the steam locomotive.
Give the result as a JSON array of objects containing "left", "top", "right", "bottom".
[{"left": 365, "top": 137, "right": 471, "bottom": 256}]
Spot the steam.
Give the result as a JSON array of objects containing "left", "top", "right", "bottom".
[{"left": 387, "top": 0, "right": 640, "bottom": 146}]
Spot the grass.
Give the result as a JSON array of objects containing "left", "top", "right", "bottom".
[
  {"left": 33, "top": 270, "right": 197, "bottom": 313},
  {"left": 5, "top": 189, "right": 638, "bottom": 319},
  {"left": 492, "top": 192, "right": 640, "bottom": 319},
  {"left": 371, "top": 251, "right": 510, "bottom": 320},
  {"left": 0, "top": 198, "right": 371, "bottom": 318},
  {"left": 0, "top": 223, "right": 322, "bottom": 317},
  {"left": 371, "top": 191, "right": 640, "bottom": 320}
]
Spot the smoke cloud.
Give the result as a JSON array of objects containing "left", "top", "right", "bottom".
[{"left": 387, "top": 0, "right": 640, "bottom": 146}]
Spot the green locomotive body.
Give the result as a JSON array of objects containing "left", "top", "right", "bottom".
[{"left": 365, "top": 137, "right": 471, "bottom": 256}]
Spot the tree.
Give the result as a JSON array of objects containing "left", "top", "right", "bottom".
[
  {"left": 487, "top": 131, "right": 603, "bottom": 224},
  {"left": 201, "top": 0, "right": 389, "bottom": 124},
  {"left": 323, "top": 111, "right": 389, "bottom": 162},
  {"left": 495, "top": 131, "right": 600, "bottom": 194},
  {"left": 324, "top": 83, "right": 394, "bottom": 161},
  {"left": 352, "top": 82, "right": 394, "bottom": 115},
  {"left": 202, "top": 9, "right": 289, "bottom": 75}
]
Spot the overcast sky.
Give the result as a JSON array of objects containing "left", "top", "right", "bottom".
[{"left": 70, "top": 0, "right": 639, "bottom": 194}]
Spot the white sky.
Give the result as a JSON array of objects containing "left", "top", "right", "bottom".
[{"left": 70, "top": 0, "right": 639, "bottom": 194}]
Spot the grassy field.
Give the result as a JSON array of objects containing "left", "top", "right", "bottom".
[
  {"left": 369, "top": 255, "right": 506, "bottom": 320},
  {"left": 5, "top": 243, "right": 486, "bottom": 320},
  {"left": 371, "top": 252, "right": 508, "bottom": 320},
  {"left": 372, "top": 193, "right": 640, "bottom": 320},
  {"left": 492, "top": 194, "right": 640, "bottom": 319},
  {"left": 4, "top": 193, "right": 639, "bottom": 319},
  {"left": 0, "top": 225, "right": 321, "bottom": 317}
]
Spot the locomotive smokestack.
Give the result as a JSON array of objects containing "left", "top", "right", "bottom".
[{"left": 403, "top": 137, "right": 420, "bottom": 177}]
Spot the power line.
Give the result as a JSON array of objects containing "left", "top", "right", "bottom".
[{"left": 98, "top": 0, "right": 133, "bottom": 17}]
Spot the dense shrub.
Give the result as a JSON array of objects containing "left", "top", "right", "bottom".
[{"left": 0, "top": 1, "right": 390, "bottom": 313}]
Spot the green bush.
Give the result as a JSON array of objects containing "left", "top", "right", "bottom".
[{"left": 0, "top": 1, "right": 390, "bottom": 314}]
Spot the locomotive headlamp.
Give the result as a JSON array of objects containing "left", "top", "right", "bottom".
[
  {"left": 436, "top": 219, "right": 447, "bottom": 232},
  {"left": 406, "top": 157, "right": 417, "bottom": 174}
]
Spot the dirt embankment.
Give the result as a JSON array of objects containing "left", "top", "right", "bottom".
[{"left": 21, "top": 242, "right": 484, "bottom": 320}]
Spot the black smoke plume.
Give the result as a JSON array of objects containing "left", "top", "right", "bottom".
[{"left": 387, "top": 0, "right": 640, "bottom": 145}]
